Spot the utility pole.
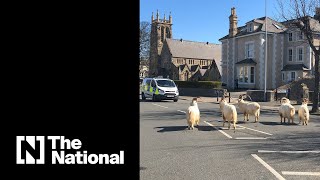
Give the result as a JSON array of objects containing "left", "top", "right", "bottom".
[{"left": 264, "top": 0, "right": 268, "bottom": 102}]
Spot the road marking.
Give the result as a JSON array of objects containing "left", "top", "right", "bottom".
[
  {"left": 220, "top": 127, "right": 245, "bottom": 130},
  {"left": 236, "top": 125, "right": 273, "bottom": 136},
  {"left": 177, "top": 110, "right": 186, "bottom": 113},
  {"left": 152, "top": 103, "right": 168, "bottom": 109},
  {"left": 236, "top": 137, "right": 268, "bottom": 140},
  {"left": 204, "top": 121, "right": 232, "bottom": 139},
  {"left": 251, "top": 154, "right": 285, "bottom": 180},
  {"left": 282, "top": 171, "right": 320, "bottom": 176},
  {"left": 258, "top": 150, "right": 320, "bottom": 153}
]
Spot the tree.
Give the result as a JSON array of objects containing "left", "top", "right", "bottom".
[
  {"left": 140, "top": 21, "right": 151, "bottom": 61},
  {"left": 277, "top": 0, "right": 320, "bottom": 112}
]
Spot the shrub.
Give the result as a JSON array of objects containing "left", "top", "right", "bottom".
[{"left": 174, "top": 81, "right": 222, "bottom": 89}]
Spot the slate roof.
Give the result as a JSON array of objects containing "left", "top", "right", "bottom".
[
  {"left": 219, "top": 17, "right": 286, "bottom": 41},
  {"left": 199, "top": 69, "right": 207, "bottom": 76},
  {"left": 190, "top": 65, "right": 200, "bottom": 72},
  {"left": 166, "top": 38, "right": 221, "bottom": 60},
  {"left": 219, "top": 16, "right": 320, "bottom": 41},
  {"left": 281, "top": 16, "right": 320, "bottom": 32},
  {"left": 281, "top": 64, "right": 310, "bottom": 71},
  {"left": 235, "top": 58, "right": 257, "bottom": 65}
]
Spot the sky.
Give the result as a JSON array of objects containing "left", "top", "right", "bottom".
[{"left": 140, "top": 0, "right": 281, "bottom": 44}]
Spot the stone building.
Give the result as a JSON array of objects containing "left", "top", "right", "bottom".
[
  {"left": 219, "top": 7, "right": 320, "bottom": 90},
  {"left": 149, "top": 10, "right": 221, "bottom": 81}
]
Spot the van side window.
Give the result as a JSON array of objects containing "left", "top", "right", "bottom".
[
  {"left": 145, "top": 80, "right": 151, "bottom": 86},
  {"left": 151, "top": 80, "right": 156, "bottom": 87}
]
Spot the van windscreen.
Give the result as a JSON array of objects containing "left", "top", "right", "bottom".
[{"left": 156, "top": 80, "right": 176, "bottom": 87}]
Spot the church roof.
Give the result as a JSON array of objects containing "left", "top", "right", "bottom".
[
  {"left": 190, "top": 65, "right": 200, "bottom": 72},
  {"left": 166, "top": 38, "right": 221, "bottom": 60},
  {"left": 199, "top": 69, "right": 207, "bottom": 76}
]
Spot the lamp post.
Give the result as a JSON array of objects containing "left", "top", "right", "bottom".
[{"left": 264, "top": 0, "right": 268, "bottom": 102}]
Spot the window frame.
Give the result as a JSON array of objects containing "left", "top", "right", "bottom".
[
  {"left": 296, "top": 46, "right": 303, "bottom": 61},
  {"left": 288, "top": 48, "right": 293, "bottom": 62},
  {"left": 288, "top": 32, "right": 293, "bottom": 42},
  {"left": 290, "top": 71, "right": 296, "bottom": 81},
  {"left": 297, "top": 31, "right": 303, "bottom": 40},
  {"left": 245, "top": 42, "right": 254, "bottom": 58},
  {"left": 238, "top": 65, "right": 255, "bottom": 84}
]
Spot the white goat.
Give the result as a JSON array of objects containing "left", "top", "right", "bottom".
[
  {"left": 219, "top": 97, "right": 237, "bottom": 131},
  {"left": 237, "top": 95, "right": 260, "bottom": 123},
  {"left": 279, "top": 98, "right": 295, "bottom": 124},
  {"left": 298, "top": 98, "right": 310, "bottom": 125},
  {"left": 186, "top": 97, "right": 200, "bottom": 130},
  {"left": 280, "top": 97, "right": 291, "bottom": 104}
]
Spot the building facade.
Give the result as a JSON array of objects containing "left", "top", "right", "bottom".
[
  {"left": 219, "top": 7, "right": 320, "bottom": 90},
  {"left": 149, "top": 11, "right": 221, "bottom": 81}
]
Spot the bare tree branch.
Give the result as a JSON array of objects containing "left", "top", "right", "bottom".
[{"left": 276, "top": 0, "right": 320, "bottom": 112}]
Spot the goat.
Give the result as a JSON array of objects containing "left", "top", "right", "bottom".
[
  {"left": 278, "top": 98, "right": 295, "bottom": 124},
  {"left": 186, "top": 97, "right": 200, "bottom": 130},
  {"left": 298, "top": 98, "right": 310, "bottom": 125},
  {"left": 280, "top": 97, "right": 291, "bottom": 104},
  {"left": 219, "top": 97, "right": 237, "bottom": 131},
  {"left": 237, "top": 94, "right": 260, "bottom": 123}
]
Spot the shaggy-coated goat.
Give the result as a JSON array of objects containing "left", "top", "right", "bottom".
[
  {"left": 237, "top": 94, "right": 260, "bottom": 123},
  {"left": 298, "top": 98, "right": 310, "bottom": 125},
  {"left": 186, "top": 97, "right": 200, "bottom": 130},
  {"left": 219, "top": 97, "right": 237, "bottom": 131},
  {"left": 279, "top": 98, "right": 295, "bottom": 124}
]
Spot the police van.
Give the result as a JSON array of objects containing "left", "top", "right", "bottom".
[{"left": 141, "top": 77, "right": 179, "bottom": 102}]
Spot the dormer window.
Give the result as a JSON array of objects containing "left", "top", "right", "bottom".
[{"left": 248, "top": 23, "right": 253, "bottom": 32}]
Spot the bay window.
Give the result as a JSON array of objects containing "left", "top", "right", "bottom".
[{"left": 238, "top": 66, "right": 255, "bottom": 84}]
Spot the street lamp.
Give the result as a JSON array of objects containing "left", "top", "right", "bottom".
[{"left": 264, "top": 0, "right": 268, "bottom": 102}]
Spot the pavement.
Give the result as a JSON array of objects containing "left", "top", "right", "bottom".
[{"left": 179, "top": 95, "right": 320, "bottom": 116}]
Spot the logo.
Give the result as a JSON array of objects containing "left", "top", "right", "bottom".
[
  {"left": 16, "top": 136, "right": 45, "bottom": 164},
  {"left": 16, "top": 136, "right": 124, "bottom": 165}
]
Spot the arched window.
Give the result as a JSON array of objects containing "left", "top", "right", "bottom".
[
  {"left": 166, "top": 27, "right": 171, "bottom": 38},
  {"left": 161, "top": 26, "right": 165, "bottom": 42}
]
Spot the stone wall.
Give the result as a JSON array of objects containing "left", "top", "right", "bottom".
[
  {"left": 278, "top": 77, "right": 317, "bottom": 102},
  {"left": 179, "top": 88, "right": 227, "bottom": 97},
  {"left": 246, "top": 90, "right": 275, "bottom": 102}
]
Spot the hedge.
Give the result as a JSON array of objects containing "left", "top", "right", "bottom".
[{"left": 174, "top": 81, "right": 222, "bottom": 89}]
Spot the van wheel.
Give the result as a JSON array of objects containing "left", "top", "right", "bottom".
[
  {"left": 152, "top": 95, "right": 156, "bottom": 102},
  {"left": 174, "top": 99, "right": 178, "bottom": 102},
  {"left": 141, "top": 93, "right": 146, "bottom": 100}
]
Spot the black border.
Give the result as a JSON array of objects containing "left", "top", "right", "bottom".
[{"left": 6, "top": 1, "right": 139, "bottom": 179}]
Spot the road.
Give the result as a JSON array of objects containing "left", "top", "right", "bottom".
[{"left": 140, "top": 97, "right": 320, "bottom": 180}]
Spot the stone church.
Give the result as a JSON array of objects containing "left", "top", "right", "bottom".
[{"left": 149, "top": 11, "right": 222, "bottom": 81}]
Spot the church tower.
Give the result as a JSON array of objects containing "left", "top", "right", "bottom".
[{"left": 149, "top": 10, "right": 173, "bottom": 77}]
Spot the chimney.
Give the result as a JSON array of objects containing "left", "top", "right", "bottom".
[{"left": 229, "top": 7, "right": 238, "bottom": 37}]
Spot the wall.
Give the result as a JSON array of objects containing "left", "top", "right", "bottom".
[{"left": 179, "top": 88, "right": 227, "bottom": 97}]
